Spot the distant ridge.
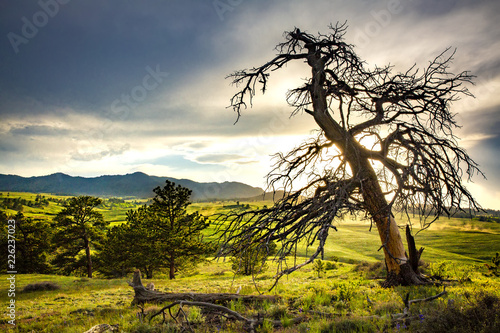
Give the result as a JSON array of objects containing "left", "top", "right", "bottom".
[{"left": 0, "top": 172, "right": 264, "bottom": 201}]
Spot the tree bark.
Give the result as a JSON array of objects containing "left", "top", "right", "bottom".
[
  {"left": 84, "top": 236, "right": 92, "bottom": 278},
  {"left": 351, "top": 159, "right": 426, "bottom": 286},
  {"left": 128, "top": 270, "right": 279, "bottom": 305},
  {"left": 406, "top": 225, "right": 424, "bottom": 274},
  {"left": 169, "top": 255, "right": 175, "bottom": 280}
]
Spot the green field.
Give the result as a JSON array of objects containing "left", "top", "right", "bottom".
[{"left": 1, "top": 192, "right": 500, "bottom": 332}]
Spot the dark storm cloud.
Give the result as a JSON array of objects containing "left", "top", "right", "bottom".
[
  {"left": 0, "top": 0, "right": 218, "bottom": 115},
  {"left": 9, "top": 124, "right": 70, "bottom": 136},
  {"left": 408, "top": 0, "right": 500, "bottom": 16},
  {"left": 461, "top": 107, "right": 500, "bottom": 182}
]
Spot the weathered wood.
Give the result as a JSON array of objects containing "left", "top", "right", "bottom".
[
  {"left": 83, "top": 324, "right": 119, "bottom": 333},
  {"left": 149, "top": 300, "right": 306, "bottom": 333},
  {"left": 128, "top": 270, "right": 279, "bottom": 305},
  {"left": 408, "top": 287, "right": 447, "bottom": 307},
  {"left": 406, "top": 225, "right": 424, "bottom": 274}
]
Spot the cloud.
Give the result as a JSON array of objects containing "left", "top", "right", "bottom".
[
  {"left": 70, "top": 144, "right": 131, "bottom": 162},
  {"left": 9, "top": 125, "right": 70, "bottom": 137},
  {"left": 181, "top": 141, "right": 213, "bottom": 150},
  {"left": 192, "top": 153, "right": 256, "bottom": 164},
  {"left": 461, "top": 107, "right": 500, "bottom": 137}
]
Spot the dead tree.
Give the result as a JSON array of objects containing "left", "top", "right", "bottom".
[
  {"left": 216, "top": 23, "right": 483, "bottom": 287},
  {"left": 127, "top": 270, "right": 279, "bottom": 305}
]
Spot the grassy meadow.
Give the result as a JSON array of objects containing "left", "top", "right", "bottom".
[{"left": 1, "top": 192, "right": 500, "bottom": 332}]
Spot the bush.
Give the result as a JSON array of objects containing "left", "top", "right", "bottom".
[
  {"left": 325, "top": 261, "right": 337, "bottom": 271},
  {"left": 429, "top": 261, "right": 451, "bottom": 280},
  {"left": 354, "top": 261, "right": 385, "bottom": 279},
  {"left": 451, "top": 264, "right": 474, "bottom": 283},
  {"left": 230, "top": 234, "right": 276, "bottom": 276},
  {"left": 22, "top": 281, "right": 60, "bottom": 293},
  {"left": 313, "top": 259, "right": 326, "bottom": 278},
  {"left": 332, "top": 280, "right": 359, "bottom": 302},
  {"left": 485, "top": 252, "right": 500, "bottom": 277},
  {"left": 319, "top": 318, "right": 376, "bottom": 333},
  {"left": 416, "top": 292, "right": 500, "bottom": 333}
]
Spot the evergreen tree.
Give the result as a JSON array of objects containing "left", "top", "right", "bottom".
[
  {"left": 149, "top": 181, "right": 213, "bottom": 279},
  {"left": 96, "top": 206, "right": 165, "bottom": 279},
  {"left": 0, "top": 212, "right": 52, "bottom": 273},
  {"left": 15, "top": 212, "right": 52, "bottom": 273},
  {"left": 97, "top": 181, "right": 213, "bottom": 279},
  {"left": 51, "top": 196, "right": 107, "bottom": 278}
]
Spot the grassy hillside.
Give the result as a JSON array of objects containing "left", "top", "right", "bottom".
[
  {"left": 1, "top": 259, "right": 499, "bottom": 332},
  {"left": 2, "top": 192, "right": 499, "bottom": 265},
  {"left": 0, "top": 192, "right": 145, "bottom": 226},
  {"left": 1, "top": 193, "right": 500, "bottom": 332}
]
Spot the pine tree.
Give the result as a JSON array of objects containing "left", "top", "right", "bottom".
[
  {"left": 97, "top": 181, "right": 213, "bottom": 279},
  {"left": 51, "top": 196, "right": 107, "bottom": 278}
]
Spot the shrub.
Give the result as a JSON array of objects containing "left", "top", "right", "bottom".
[
  {"left": 485, "top": 252, "right": 500, "bottom": 277},
  {"left": 325, "top": 261, "right": 337, "bottom": 271},
  {"left": 319, "top": 318, "right": 376, "bottom": 333},
  {"left": 451, "top": 264, "right": 474, "bottom": 283},
  {"left": 313, "top": 259, "right": 326, "bottom": 278},
  {"left": 230, "top": 234, "right": 277, "bottom": 276},
  {"left": 259, "top": 319, "right": 274, "bottom": 333},
  {"left": 22, "top": 281, "right": 60, "bottom": 293},
  {"left": 429, "top": 261, "right": 451, "bottom": 280},
  {"left": 332, "top": 280, "right": 359, "bottom": 302},
  {"left": 187, "top": 306, "right": 204, "bottom": 324},
  {"left": 416, "top": 292, "right": 500, "bottom": 333},
  {"left": 354, "top": 261, "right": 385, "bottom": 279}
]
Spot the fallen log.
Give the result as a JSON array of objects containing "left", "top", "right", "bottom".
[
  {"left": 147, "top": 300, "right": 306, "bottom": 333},
  {"left": 127, "top": 270, "right": 280, "bottom": 305}
]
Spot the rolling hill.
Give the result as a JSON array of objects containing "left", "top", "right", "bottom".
[{"left": 0, "top": 172, "right": 264, "bottom": 201}]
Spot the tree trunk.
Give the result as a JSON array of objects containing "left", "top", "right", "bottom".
[
  {"left": 357, "top": 161, "right": 427, "bottom": 287},
  {"left": 305, "top": 45, "right": 426, "bottom": 286},
  {"left": 373, "top": 215, "right": 427, "bottom": 286},
  {"left": 374, "top": 215, "right": 407, "bottom": 275},
  {"left": 143, "top": 266, "right": 153, "bottom": 279},
  {"left": 84, "top": 236, "right": 92, "bottom": 278},
  {"left": 169, "top": 255, "right": 175, "bottom": 280}
]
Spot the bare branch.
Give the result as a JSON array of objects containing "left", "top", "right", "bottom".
[{"left": 221, "top": 22, "right": 482, "bottom": 286}]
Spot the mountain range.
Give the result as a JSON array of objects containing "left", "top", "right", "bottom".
[{"left": 0, "top": 172, "right": 264, "bottom": 201}]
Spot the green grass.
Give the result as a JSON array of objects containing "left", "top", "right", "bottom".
[
  {"left": 2, "top": 193, "right": 500, "bottom": 331},
  {"left": 1, "top": 260, "right": 499, "bottom": 332}
]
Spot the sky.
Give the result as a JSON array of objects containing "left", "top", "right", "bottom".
[{"left": 1, "top": 0, "right": 499, "bottom": 209}]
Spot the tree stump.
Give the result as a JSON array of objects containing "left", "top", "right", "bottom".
[{"left": 406, "top": 225, "right": 424, "bottom": 274}]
